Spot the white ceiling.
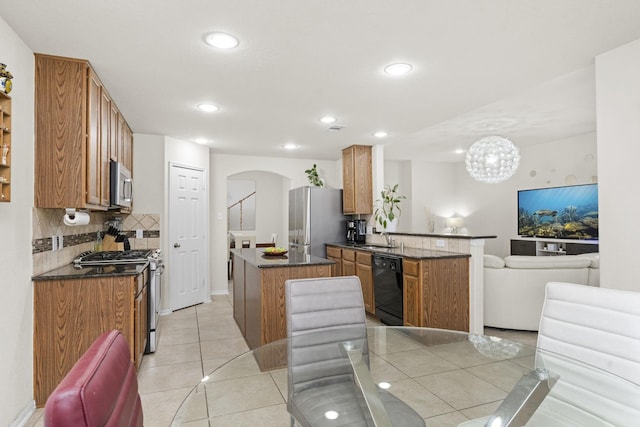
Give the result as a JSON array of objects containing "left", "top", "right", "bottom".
[{"left": 2, "top": 0, "right": 640, "bottom": 162}]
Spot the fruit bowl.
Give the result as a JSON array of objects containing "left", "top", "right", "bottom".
[{"left": 263, "top": 247, "right": 288, "bottom": 256}]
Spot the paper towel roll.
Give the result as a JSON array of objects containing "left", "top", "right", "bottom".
[{"left": 63, "top": 211, "right": 90, "bottom": 226}]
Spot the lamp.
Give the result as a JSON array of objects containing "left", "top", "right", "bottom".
[
  {"left": 465, "top": 136, "right": 520, "bottom": 183},
  {"left": 446, "top": 217, "right": 464, "bottom": 234}
]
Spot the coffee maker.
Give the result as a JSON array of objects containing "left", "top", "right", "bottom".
[
  {"left": 355, "top": 219, "right": 366, "bottom": 243},
  {"left": 346, "top": 220, "right": 357, "bottom": 243}
]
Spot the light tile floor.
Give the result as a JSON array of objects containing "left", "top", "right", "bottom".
[{"left": 24, "top": 292, "right": 537, "bottom": 427}]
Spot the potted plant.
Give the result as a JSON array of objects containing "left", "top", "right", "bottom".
[
  {"left": 374, "top": 184, "right": 406, "bottom": 231},
  {"left": 305, "top": 164, "right": 324, "bottom": 187}
]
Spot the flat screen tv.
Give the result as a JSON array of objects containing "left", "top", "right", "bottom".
[{"left": 518, "top": 183, "right": 598, "bottom": 240}]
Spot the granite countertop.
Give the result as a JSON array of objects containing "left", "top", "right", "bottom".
[
  {"left": 32, "top": 262, "right": 149, "bottom": 281},
  {"left": 327, "top": 242, "right": 471, "bottom": 260},
  {"left": 231, "top": 248, "right": 335, "bottom": 268}
]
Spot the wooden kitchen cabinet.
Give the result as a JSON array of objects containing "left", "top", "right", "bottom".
[
  {"left": 342, "top": 145, "right": 373, "bottom": 214},
  {"left": 402, "top": 259, "right": 423, "bottom": 327},
  {"left": 34, "top": 53, "right": 134, "bottom": 210},
  {"left": 326, "top": 245, "right": 343, "bottom": 276},
  {"left": 0, "top": 92, "right": 11, "bottom": 202},
  {"left": 403, "top": 256, "right": 470, "bottom": 331},
  {"left": 355, "top": 250, "right": 374, "bottom": 314},
  {"left": 33, "top": 270, "right": 148, "bottom": 407},
  {"left": 328, "top": 246, "right": 374, "bottom": 314}
]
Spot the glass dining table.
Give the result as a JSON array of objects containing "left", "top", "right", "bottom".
[{"left": 171, "top": 326, "right": 639, "bottom": 426}]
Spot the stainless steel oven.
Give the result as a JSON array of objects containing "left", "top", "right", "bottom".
[{"left": 146, "top": 250, "right": 164, "bottom": 353}]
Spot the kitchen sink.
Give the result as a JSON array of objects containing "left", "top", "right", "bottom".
[{"left": 351, "top": 244, "right": 393, "bottom": 250}]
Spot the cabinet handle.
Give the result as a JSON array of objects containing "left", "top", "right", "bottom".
[{"left": 174, "top": 243, "right": 181, "bottom": 248}]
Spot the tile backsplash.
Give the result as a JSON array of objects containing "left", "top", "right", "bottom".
[{"left": 32, "top": 209, "right": 161, "bottom": 275}]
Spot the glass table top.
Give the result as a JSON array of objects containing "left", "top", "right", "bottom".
[{"left": 170, "top": 326, "right": 640, "bottom": 427}]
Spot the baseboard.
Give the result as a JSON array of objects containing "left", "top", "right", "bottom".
[
  {"left": 10, "top": 400, "right": 36, "bottom": 427},
  {"left": 210, "top": 289, "right": 229, "bottom": 296}
]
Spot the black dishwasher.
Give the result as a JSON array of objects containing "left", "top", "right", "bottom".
[{"left": 373, "top": 254, "right": 403, "bottom": 326}]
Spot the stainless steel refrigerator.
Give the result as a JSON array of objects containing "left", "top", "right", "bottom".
[{"left": 289, "top": 186, "right": 345, "bottom": 258}]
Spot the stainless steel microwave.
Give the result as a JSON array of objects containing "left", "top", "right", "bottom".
[{"left": 110, "top": 160, "right": 133, "bottom": 208}]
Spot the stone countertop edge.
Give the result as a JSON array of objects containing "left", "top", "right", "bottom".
[
  {"left": 231, "top": 248, "right": 335, "bottom": 268},
  {"left": 32, "top": 262, "right": 150, "bottom": 281},
  {"left": 380, "top": 232, "right": 497, "bottom": 240},
  {"left": 327, "top": 242, "right": 471, "bottom": 260}
]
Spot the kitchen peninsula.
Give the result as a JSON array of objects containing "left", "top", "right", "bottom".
[{"left": 231, "top": 248, "right": 334, "bottom": 351}]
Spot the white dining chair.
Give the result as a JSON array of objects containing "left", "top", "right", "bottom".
[{"left": 460, "top": 281, "right": 640, "bottom": 427}]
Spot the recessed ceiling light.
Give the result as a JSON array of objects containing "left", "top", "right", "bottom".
[
  {"left": 373, "top": 131, "right": 388, "bottom": 138},
  {"left": 320, "top": 116, "right": 336, "bottom": 124},
  {"left": 204, "top": 32, "right": 239, "bottom": 49},
  {"left": 282, "top": 143, "right": 298, "bottom": 150},
  {"left": 194, "top": 138, "right": 209, "bottom": 145},
  {"left": 197, "top": 103, "right": 219, "bottom": 112},
  {"left": 455, "top": 148, "right": 466, "bottom": 154},
  {"left": 384, "top": 63, "right": 413, "bottom": 76}
]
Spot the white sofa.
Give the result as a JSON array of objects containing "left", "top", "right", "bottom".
[{"left": 483, "top": 253, "right": 599, "bottom": 331}]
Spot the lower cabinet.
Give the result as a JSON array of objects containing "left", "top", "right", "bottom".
[
  {"left": 402, "top": 259, "right": 423, "bottom": 327},
  {"left": 355, "top": 251, "right": 374, "bottom": 314},
  {"left": 33, "top": 269, "right": 148, "bottom": 407},
  {"left": 403, "top": 257, "right": 470, "bottom": 331},
  {"left": 329, "top": 246, "right": 374, "bottom": 314},
  {"left": 326, "top": 245, "right": 343, "bottom": 276}
]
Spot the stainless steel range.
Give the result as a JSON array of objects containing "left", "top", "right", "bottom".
[
  {"left": 74, "top": 249, "right": 153, "bottom": 266},
  {"left": 74, "top": 249, "right": 164, "bottom": 353}
]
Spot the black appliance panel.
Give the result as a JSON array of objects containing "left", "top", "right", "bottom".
[{"left": 373, "top": 254, "right": 403, "bottom": 326}]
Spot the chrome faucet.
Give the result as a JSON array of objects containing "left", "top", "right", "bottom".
[{"left": 383, "top": 233, "right": 394, "bottom": 247}]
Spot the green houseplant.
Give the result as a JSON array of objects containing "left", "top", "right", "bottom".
[
  {"left": 305, "top": 164, "right": 324, "bottom": 187},
  {"left": 374, "top": 184, "right": 406, "bottom": 231}
]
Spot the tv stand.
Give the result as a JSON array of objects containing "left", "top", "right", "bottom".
[{"left": 511, "top": 238, "right": 599, "bottom": 256}]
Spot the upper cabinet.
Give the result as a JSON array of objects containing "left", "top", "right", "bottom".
[
  {"left": 342, "top": 144, "right": 372, "bottom": 214},
  {"left": 0, "top": 92, "right": 11, "bottom": 202},
  {"left": 34, "top": 54, "right": 133, "bottom": 210}
]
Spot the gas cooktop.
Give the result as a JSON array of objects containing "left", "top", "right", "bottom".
[{"left": 74, "top": 249, "right": 153, "bottom": 266}]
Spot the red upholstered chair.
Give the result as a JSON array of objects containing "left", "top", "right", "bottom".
[{"left": 44, "top": 330, "right": 143, "bottom": 427}]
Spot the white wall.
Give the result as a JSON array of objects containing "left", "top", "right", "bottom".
[
  {"left": 383, "top": 160, "right": 413, "bottom": 233},
  {"left": 0, "top": 16, "right": 35, "bottom": 425},
  {"left": 132, "top": 134, "right": 164, "bottom": 215},
  {"left": 596, "top": 37, "right": 640, "bottom": 292},
  {"left": 229, "top": 171, "right": 287, "bottom": 245},
  {"left": 453, "top": 133, "right": 597, "bottom": 257},
  {"left": 408, "top": 160, "right": 459, "bottom": 234},
  {"left": 209, "top": 153, "right": 340, "bottom": 293}
]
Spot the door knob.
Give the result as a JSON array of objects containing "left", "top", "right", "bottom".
[{"left": 174, "top": 243, "right": 181, "bottom": 248}]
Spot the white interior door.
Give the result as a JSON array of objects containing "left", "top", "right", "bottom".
[{"left": 170, "top": 163, "right": 207, "bottom": 311}]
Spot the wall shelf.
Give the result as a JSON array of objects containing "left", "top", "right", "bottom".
[
  {"left": 511, "top": 237, "right": 598, "bottom": 256},
  {"left": 0, "top": 91, "right": 11, "bottom": 202}
]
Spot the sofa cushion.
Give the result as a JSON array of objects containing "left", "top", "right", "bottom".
[
  {"left": 483, "top": 254, "right": 505, "bottom": 269},
  {"left": 577, "top": 252, "right": 600, "bottom": 268},
  {"left": 505, "top": 255, "right": 592, "bottom": 269}
]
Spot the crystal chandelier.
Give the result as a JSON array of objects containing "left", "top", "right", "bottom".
[{"left": 465, "top": 136, "right": 520, "bottom": 183}]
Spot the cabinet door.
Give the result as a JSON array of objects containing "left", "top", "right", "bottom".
[
  {"left": 355, "top": 251, "right": 374, "bottom": 314},
  {"left": 326, "top": 246, "right": 342, "bottom": 276},
  {"left": 86, "top": 68, "right": 101, "bottom": 206},
  {"left": 109, "top": 103, "right": 119, "bottom": 161},
  {"left": 342, "top": 146, "right": 356, "bottom": 214},
  {"left": 100, "top": 89, "right": 111, "bottom": 206},
  {"left": 342, "top": 259, "right": 356, "bottom": 276},
  {"left": 403, "top": 259, "right": 423, "bottom": 327},
  {"left": 122, "top": 123, "right": 133, "bottom": 173}
]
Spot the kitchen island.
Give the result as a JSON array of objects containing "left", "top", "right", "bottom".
[{"left": 231, "top": 248, "right": 334, "bottom": 353}]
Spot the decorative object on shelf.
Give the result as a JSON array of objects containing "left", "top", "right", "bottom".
[
  {"left": 374, "top": 184, "right": 405, "bottom": 232},
  {"left": 1, "top": 143, "right": 8, "bottom": 165},
  {"left": 465, "top": 135, "right": 520, "bottom": 183},
  {"left": 304, "top": 164, "right": 324, "bottom": 187},
  {"left": 0, "top": 63, "right": 13, "bottom": 94},
  {"left": 446, "top": 217, "right": 464, "bottom": 234}
]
